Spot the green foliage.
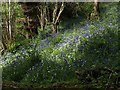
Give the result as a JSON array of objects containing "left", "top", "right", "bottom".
[
  {"left": 2, "top": 46, "right": 41, "bottom": 82},
  {"left": 62, "top": 2, "right": 93, "bottom": 19},
  {"left": 1, "top": 2, "right": 119, "bottom": 88},
  {"left": 37, "top": 26, "right": 52, "bottom": 39}
]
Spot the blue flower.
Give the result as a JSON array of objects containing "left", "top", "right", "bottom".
[
  {"left": 74, "top": 36, "right": 79, "bottom": 42},
  {"left": 74, "top": 22, "right": 79, "bottom": 25},
  {"left": 82, "top": 33, "right": 89, "bottom": 37},
  {"left": 20, "top": 49, "right": 25, "bottom": 52},
  {"left": 68, "top": 41, "right": 72, "bottom": 45},
  {"left": 69, "top": 35, "right": 73, "bottom": 39},
  {"left": 64, "top": 59, "right": 68, "bottom": 63},
  {"left": 108, "top": 23, "right": 113, "bottom": 27},
  {"left": 98, "top": 27, "right": 104, "bottom": 30},
  {"left": 52, "top": 33, "right": 58, "bottom": 37},
  {"left": 12, "top": 61, "right": 18, "bottom": 65},
  {"left": 74, "top": 59, "right": 79, "bottom": 66},
  {"left": 83, "top": 25, "right": 88, "bottom": 30},
  {"left": 40, "top": 44, "right": 45, "bottom": 48},
  {"left": 16, "top": 56, "right": 20, "bottom": 59},
  {"left": 32, "top": 64, "right": 38, "bottom": 70},
  {"left": 80, "top": 60, "right": 86, "bottom": 66}
]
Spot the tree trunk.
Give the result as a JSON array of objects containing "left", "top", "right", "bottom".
[
  {"left": 11, "top": 3, "right": 16, "bottom": 40},
  {"left": 0, "top": 2, "right": 4, "bottom": 54},
  {"left": 52, "top": 2, "right": 64, "bottom": 33},
  {"left": 8, "top": 0, "right": 12, "bottom": 40},
  {"left": 90, "top": 0, "right": 100, "bottom": 20},
  {"left": 52, "top": 23, "right": 57, "bottom": 33}
]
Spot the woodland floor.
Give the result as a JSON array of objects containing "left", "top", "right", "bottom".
[{"left": 2, "top": 81, "right": 120, "bottom": 90}]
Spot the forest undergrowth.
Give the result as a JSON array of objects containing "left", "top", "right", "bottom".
[{"left": 0, "top": 2, "right": 120, "bottom": 89}]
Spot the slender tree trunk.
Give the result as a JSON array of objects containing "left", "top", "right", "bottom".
[
  {"left": 8, "top": 0, "right": 12, "bottom": 40},
  {"left": 0, "top": 2, "right": 2, "bottom": 50},
  {"left": 11, "top": 3, "right": 16, "bottom": 40},
  {"left": 0, "top": 1, "right": 2, "bottom": 83},
  {"left": 0, "top": 2, "right": 4, "bottom": 54},
  {"left": 52, "top": 23, "right": 57, "bottom": 33},
  {"left": 37, "top": 3, "right": 46, "bottom": 31},
  {"left": 40, "top": 8, "right": 45, "bottom": 30},
  {"left": 90, "top": 0, "right": 100, "bottom": 20},
  {"left": 52, "top": 2, "right": 64, "bottom": 33},
  {"left": 1, "top": 2, "right": 17, "bottom": 50}
]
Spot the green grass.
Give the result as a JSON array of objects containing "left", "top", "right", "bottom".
[{"left": 1, "top": 2, "right": 120, "bottom": 88}]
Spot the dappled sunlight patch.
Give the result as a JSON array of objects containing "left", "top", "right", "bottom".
[{"left": 1, "top": 2, "right": 119, "bottom": 88}]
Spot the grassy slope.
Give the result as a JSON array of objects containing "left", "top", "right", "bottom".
[{"left": 1, "top": 2, "right": 120, "bottom": 88}]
